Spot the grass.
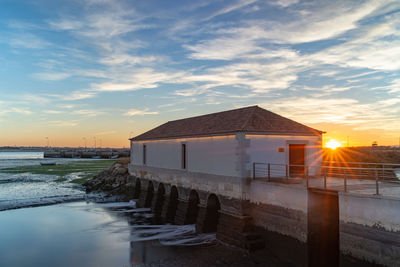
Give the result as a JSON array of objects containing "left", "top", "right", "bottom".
[{"left": 0, "top": 160, "right": 115, "bottom": 184}]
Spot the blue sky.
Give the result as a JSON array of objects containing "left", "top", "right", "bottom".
[{"left": 0, "top": 0, "right": 399, "bottom": 147}]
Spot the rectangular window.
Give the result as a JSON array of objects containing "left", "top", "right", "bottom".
[
  {"left": 181, "top": 143, "right": 186, "bottom": 169},
  {"left": 143, "top": 144, "right": 146, "bottom": 165}
]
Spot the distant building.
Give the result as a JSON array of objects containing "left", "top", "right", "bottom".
[{"left": 129, "top": 106, "right": 323, "bottom": 192}]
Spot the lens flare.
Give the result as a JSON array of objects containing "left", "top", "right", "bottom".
[{"left": 325, "top": 139, "right": 342, "bottom": 150}]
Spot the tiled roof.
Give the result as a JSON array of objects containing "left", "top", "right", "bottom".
[{"left": 131, "top": 106, "right": 323, "bottom": 141}]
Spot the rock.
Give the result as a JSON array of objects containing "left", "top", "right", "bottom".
[{"left": 84, "top": 159, "right": 131, "bottom": 195}]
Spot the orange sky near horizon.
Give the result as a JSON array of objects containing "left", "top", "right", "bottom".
[{"left": 1, "top": 117, "right": 399, "bottom": 148}]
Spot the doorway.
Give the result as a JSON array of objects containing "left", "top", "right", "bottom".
[{"left": 289, "top": 144, "right": 305, "bottom": 177}]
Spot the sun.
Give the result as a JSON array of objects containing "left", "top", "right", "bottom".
[{"left": 325, "top": 139, "right": 342, "bottom": 150}]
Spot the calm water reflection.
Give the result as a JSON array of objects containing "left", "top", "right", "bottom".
[{"left": 0, "top": 202, "right": 134, "bottom": 267}]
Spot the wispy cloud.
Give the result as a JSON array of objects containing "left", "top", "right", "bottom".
[
  {"left": 49, "top": 120, "right": 78, "bottom": 127},
  {"left": 0, "top": 107, "right": 33, "bottom": 116},
  {"left": 9, "top": 33, "right": 50, "bottom": 49},
  {"left": 204, "top": 0, "right": 258, "bottom": 21},
  {"left": 124, "top": 108, "right": 159, "bottom": 116},
  {"left": 31, "top": 72, "right": 71, "bottom": 81},
  {"left": 72, "top": 109, "right": 104, "bottom": 117},
  {"left": 96, "top": 130, "right": 117, "bottom": 136},
  {"left": 63, "top": 91, "right": 97, "bottom": 101}
]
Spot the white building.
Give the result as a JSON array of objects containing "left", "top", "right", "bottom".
[{"left": 129, "top": 106, "right": 323, "bottom": 199}]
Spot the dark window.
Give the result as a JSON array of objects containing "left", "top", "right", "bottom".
[
  {"left": 143, "top": 144, "right": 146, "bottom": 165},
  {"left": 181, "top": 143, "right": 186, "bottom": 169}
]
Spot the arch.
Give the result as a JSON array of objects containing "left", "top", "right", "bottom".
[
  {"left": 184, "top": 190, "right": 200, "bottom": 224},
  {"left": 203, "top": 194, "right": 221, "bottom": 233},
  {"left": 154, "top": 183, "right": 165, "bottom": 217},
  {"left": 144, "top": 181, "right": 154, "bottom": 208},
  {"left": 166, "top": 186, "right": 179, "bottom": 223},
  {"left": 133, "top": 179, "right": 141, "bottom": 199}
]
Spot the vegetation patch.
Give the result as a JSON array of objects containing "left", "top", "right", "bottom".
[
  {"left": 0, "top": 160, "right": 115, "bottom": 184},
  {"left": 70, "top": 175, "right": 93, "bottom": 184}
]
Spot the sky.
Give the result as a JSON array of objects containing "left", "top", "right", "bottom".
[{"left": 0, "top": 0, "right": 399, "bottom": 148}]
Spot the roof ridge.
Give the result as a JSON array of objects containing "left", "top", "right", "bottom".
[{"left": 240, "top": 105, "right": 258, "bottom": 131}]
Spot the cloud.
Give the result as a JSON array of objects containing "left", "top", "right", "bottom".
[
  {"left": 269, "top": 0, "right": 300, "bottom": 8},
  {"left": 9, "top": 33, "right": 50, "bottom": 49},
  {"left": 31, "top": 72, "right": 71, "bottom": 81},
  {"left": 124, "top": 108, "right": 159, "bottom": 116},
  {"left": 0, "top": 106, "right": 33, "bottom": 116},
  {"left": 44, "top": 110, "right": 63, "bottom": 114},
  {"left": 49, "top": 120, "right": 78, "bottom": 127},
  {"left": 204, "top": 0, "right": 258, "bottom": 21},
  {"left": 10, "top": 108, "right": 33, "bottom": 115},
  {"left": 91, "top": 68, "right": 186, "bottom": 92},
  {"left": 72, "top": 109, "right": 104, "bottom": 117},
  {"left": 63, "top": 91, "right": 97, "bottom": 100},
  {"left": 263, "top": 96, "right": 400, "bottom": 131},
  {"left": 96, "top": 130, "right": 117, "bottom": 136}
]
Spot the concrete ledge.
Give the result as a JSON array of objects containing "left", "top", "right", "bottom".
[{"left": 340, "top": 221, "right": 400, "bottom": 266}]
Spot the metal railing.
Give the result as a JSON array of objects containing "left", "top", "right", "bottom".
[{"left": 252, "top": 162, "right": 400, "bottom": 195}]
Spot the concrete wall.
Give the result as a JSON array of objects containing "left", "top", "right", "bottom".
[
  {"left": 131, "top": 135, "right": 240, "bottom": 177},
  {"left": 340, "top": 194, "right": 400, "bottom": 232},
  {"left": 339, "top": 193, "right": 400, "bottom": 265},
  {"left": 248, "top": 180, "right": 308, "bottom": 242},
  {"left": 246, "top": 134, "right": 322, "bottom": 176}
]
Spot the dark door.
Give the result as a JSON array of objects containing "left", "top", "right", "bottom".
[
  {"left": 289, "top": 144, "right": 305, "bottom": 177},
  {"left": 307, "top": 189, "right": 339, "bottom": 267}
]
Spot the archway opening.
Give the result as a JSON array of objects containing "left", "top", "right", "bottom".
[
  {"left": 144, "top": 181, "right": 154, "bottom": 208},
  {"left": 154, "top": 183, "right": 165, "bottom": 217},
  {"left": 166, "top": 186, "right": 178, "bottom": 223},
  {"left": 185, "top": 190, "right": 200, "bottom": 224},
  {"left": 133, "top": 179, "right": 141, "bottom": 199},
  {"left": 203, "top": 194, "right": 221, "bottom": 233}
]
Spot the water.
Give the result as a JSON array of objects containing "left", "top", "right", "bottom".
[
  {"left": 0, "top": 152, "right": 227, "bottom": 267},
  {"left": 0, "top": 151, "right": 88, "bottom": 210},
  {"left": 0, "top": 202, "right": 228, "bottom": 267}
]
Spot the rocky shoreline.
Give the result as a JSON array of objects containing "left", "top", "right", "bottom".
[{"left": 84, "top": 157, "right": 134, "bottom": 198}]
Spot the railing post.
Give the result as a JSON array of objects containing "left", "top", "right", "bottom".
[
  {"left": 344, "top": 170, "right": 347, "bottom": 193},
  {"left": 268, "top": 163, "right": 271, "bottom": 182},
  {"left": 253, "top": 162, "right": 256, "bottom": 179},
  {"left": 286, "top": 164, "right": 288, "bottom": 182},
  {"left": 375, "top": 169, "right": 379, "bottom": 195},
  {"left": 324, "top": 168, "right": 327, "bottom": 189}
]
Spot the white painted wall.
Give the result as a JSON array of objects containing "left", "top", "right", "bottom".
[
  {"left": 247, "top": 134, "right": 322, "bottom": 176},
  {"left": 130, "top": 133, "right": 322, "bottom": 178},
  {"left": 249, "top": 180, "right": 308, "bottom": 212},
  {"left": 131, "top": 135, "right": 239, "bottom": 177},
  {"left": 340, "top": 193, "right": 400, "bottom": 232}
]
